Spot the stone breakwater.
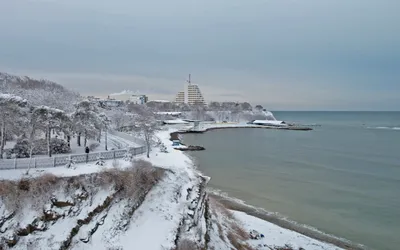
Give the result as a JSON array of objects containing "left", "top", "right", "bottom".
[{"left": 169, "top": 125, "right": 313, "bottom": 150}]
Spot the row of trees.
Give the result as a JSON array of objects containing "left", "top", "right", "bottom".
[
  {"left": 145, "top": 100, "right": 254, "bottom": 112},
  {"left": 1, "top": 72, "right": 161, "bottom": 160},
  {"left": 0, "top": 94, "right": 110, "bottom": 159}
]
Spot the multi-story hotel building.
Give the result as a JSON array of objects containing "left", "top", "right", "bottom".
[{"left": 174, "top": 75, "right": 205, "bottom": 105}]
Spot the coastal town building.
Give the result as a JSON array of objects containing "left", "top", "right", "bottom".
[
  {"left": 175, "top": 91, "right": 185, "bottom": 103},
  {"left": 109, "top": 92, "right": 133, "bottom": 101},
  {"left": 87, "top": 96, "right": 123, "bottom": 108},
  {"left": 129, "top": 94, "right": 148, "bottom": 105},
  {"left": 99, "top": 99, "right": 124, "bottom": 108},
  {"left": 174, "top": 74, "right": 206, "bottom": 105},
  {"left": 109, "top": 91, "right": 148, "bottom": 105}
]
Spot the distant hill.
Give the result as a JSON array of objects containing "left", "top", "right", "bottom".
[
  {"left": 0, "top": 72, "right": 80, "bottom": 111},
  {"left": 0, "top": 72, "right": 68, "bottom": 92}
]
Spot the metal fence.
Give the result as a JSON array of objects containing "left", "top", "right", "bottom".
[{"left": 0, "top": 146, "right": 147, "bottom": 170}]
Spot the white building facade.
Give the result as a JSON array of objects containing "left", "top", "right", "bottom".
[
  {"left": 129, "top": 94, "right": 148, "bottom": 105},
  {"left": 174, "top": 75, "right": 206, "bottom": 105},
  {"left": 110, "top": 91, "right": 148, "bottom": 105},
  {"left": 175, "top": 91, "right": 185, "bottom": 103}
]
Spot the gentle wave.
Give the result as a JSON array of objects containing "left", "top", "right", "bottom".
[
  {"left": 368, "top": 126, "right": 400, "bottom": 130},
  {"left": 207, "top": 187, "right": 248, "bottom": 206},
  {"left": 206, "top": 187, "right": 361, "bottom": 249}
]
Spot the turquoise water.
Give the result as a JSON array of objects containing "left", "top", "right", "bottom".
[{"left": 183, "top": 112, "right": 400, "bottom": 250}]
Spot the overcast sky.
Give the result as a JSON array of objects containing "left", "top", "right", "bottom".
[{"left": 1, "top": 0, "right": 399, "bottom": 110}]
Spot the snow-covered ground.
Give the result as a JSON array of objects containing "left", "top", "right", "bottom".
[
  {"left": 162, "top": 119, "right": 189, "bottom": 124},
  {"left": 233, "top": 211, "right": 342, "bottom": 250},
  {"left": 0, "top": 129, "right": 190, "bottom": 181},
  {"left": 2, "top": 130, "right": 139, "bottom": 159},
  {"left": 0, "top": 160, "right": 130, "bottom": 181},
  {"left": 75, "top": 168, "right": 199, "bottom": 250}
]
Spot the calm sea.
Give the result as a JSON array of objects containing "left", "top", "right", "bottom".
[{"left": 183, "top": 112, "right": 400, "bottom": 250}]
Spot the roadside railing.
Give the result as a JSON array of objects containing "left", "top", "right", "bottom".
[{"left": 0, "top": 146, "right": 146, "bottom": 170}]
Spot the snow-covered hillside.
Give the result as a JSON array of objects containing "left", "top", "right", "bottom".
[
  {"left": 0, "top": 72, "right": 79, "bottom": 112},
  {"left": 0, "top": 160, "right": 208, "bottom": 250}
]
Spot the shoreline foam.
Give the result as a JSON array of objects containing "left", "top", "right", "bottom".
[{"left": 209, "top": 193, "right": 365, "bottom": 250}]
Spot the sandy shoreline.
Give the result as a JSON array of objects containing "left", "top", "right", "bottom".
[{"left": 210, "top": 193, "right": 365, "bottom": 250}]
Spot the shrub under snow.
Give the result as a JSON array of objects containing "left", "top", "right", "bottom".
[
  {"left": 89, "top": 142, "right": 100, "bottom": 151},
  {"left": 98, "top": 160, "right": 164, "bottom": 198},
  {"left": 0, "top": 160, "right": 164, "bottom": 211},
  {"left": 12, "top": 138, "right": 71, "bottom": 158},
  {"left": 11, "top": 139, "right": 30, "bottom": 158}
]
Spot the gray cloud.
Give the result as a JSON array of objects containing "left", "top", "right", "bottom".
[{"left": 0, "top": 0, "right": 399, "bottom": 110}]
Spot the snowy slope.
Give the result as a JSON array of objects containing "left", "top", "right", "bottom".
[{"left": 0, "top": 128, "right": 209, "bottom": 250}]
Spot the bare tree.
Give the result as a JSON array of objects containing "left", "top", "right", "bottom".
[
  {"left": 208, "top": 101, "right": 221, "bottom": 111},
  {"left": 98, "top": 113, "right": 111, "bottom": 150},
  {"left": 191, "top": 101, "right": 207, "bottom": 121},
  {"left": 133, "top": 106, "right": 159, "bottom": 158},
  {"left": 108, "top": 108, "right": 132, "bottom": 131}
]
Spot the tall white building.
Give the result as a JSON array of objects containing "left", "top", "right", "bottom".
[
  {"left": 174, "top": 75, "right": 206, "bottom": 105},
  {"left": 175, "top": 91, "right": 185, "bottom": 103}
]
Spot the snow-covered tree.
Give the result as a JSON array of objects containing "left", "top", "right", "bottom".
[
  {"left": 255, "top": 105, "right": 264, "bottom": 111},
  {"left": 26, "top": 107, "right": 42, "bottom": 159},
  {"left": 97, "top": 113, "right": 111, "bottom": 151},
  {"left": 240, "top": 102, "right": 252, "bottom": 111},
  {"left": 31, "top": 106, "right": 70, "bottom": 157},
  {"left": 106, "top": 108, "right": 132, "bottom": 131},
  {"left": 61, "top": 113, "right": 75, "bottom": 148},
  {"left": 132, "top": 106, "right": 159, "bottom": 158},
  {"left": 0, "top": 94, "right": 28, "bottom": 159},
  {"left": 71, "top": 100, "right": 101, "bottom": 147},
  {"left": 208, "top": 101, "right": 222, "bottom": 111}
]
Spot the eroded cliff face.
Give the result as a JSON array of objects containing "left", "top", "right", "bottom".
[
  {"left": 0, "top": 162, "right": 165, "bottom": 249},
  {"left": 0, "top": 160, "right": 251, "bottom": 250},
  {"left": 1, "top": 174, "right": 120, "bottom": 249}
]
